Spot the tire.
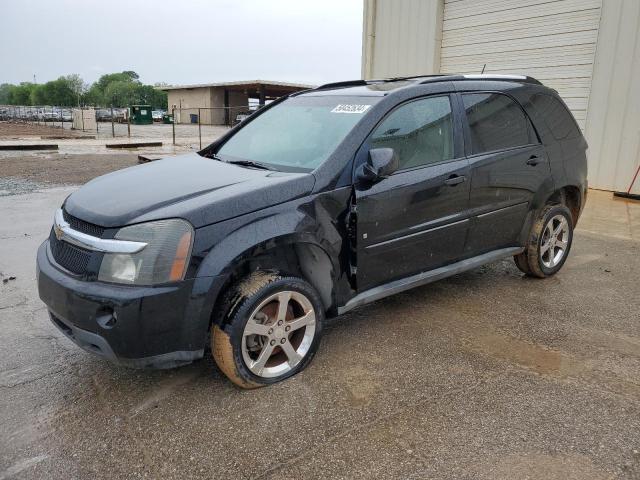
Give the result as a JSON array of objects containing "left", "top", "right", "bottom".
[
  {"left": 212, "top": 271, "right": 324, "bottom": 389},
  {"left": 514, "top": 204, "right": 574, "bottom": 278}
]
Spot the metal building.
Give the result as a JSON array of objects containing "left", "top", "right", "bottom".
[
  {"left": 362, "top": 0, "right": 640, "bottom": 195},
  {"left": 159, "top": 80, "right": 312, "bottom": 126}
]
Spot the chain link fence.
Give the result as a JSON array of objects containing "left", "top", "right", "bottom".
[
  {"left": 0, "top": 105, "right": 141, "bottom": 137},
  {"left": 169, "top": 106, "right": 256, "bottom": 148},
  {"left": 0, "top": 104, "right": 258, "bottom": 146}
]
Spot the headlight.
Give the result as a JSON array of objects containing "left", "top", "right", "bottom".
[{"left": 98, "top": 219, "right": 193, "bottom": 285}]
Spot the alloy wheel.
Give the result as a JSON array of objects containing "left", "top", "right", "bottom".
[
  {"left": 241, "top": 290, "right": 316, "bottom": 378},
  {"left": 540, "top": 214, "right": 570, "bottom": 268}
]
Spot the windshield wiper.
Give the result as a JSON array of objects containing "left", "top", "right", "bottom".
[{"left": 224, "top": 159, "right": 275, "bottom": 171}]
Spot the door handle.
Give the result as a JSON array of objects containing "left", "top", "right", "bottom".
[
  {"left": 526, "top": 155, "right": 542, "bottom": 166},
  {"left": 444, "top": 174, "right": 466, "bottom": 186}
]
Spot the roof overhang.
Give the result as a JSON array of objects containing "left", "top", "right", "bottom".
[{"left": 158, "top": 80, "right": 314, "bottom": 92}]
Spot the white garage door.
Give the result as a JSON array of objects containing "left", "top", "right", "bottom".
[{"left": 440, "top": 0, "right": 602, "bottom": 130}]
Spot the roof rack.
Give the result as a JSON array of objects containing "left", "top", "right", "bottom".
[
  {"left": 314, "top": 79, "right": 370, "bottom": 91},
  {"left": 373, "top": 74, "right": 447, "bottom": 82},
  {"left": 307, "top": 73, "right": 542, "bottom": 95},
  {"left": 419, "top": 74, "right": 541, "bottom": 85}
]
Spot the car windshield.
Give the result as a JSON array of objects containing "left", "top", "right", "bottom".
[{"left": 216, "top": 95, "right": 380, "bottom": 172}]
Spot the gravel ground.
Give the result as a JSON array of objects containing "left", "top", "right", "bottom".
[
  {"left": 0, "top": 121, "right": 87, "bottom": 139},
  {"left": 0, "top": 188, "right": 638, "bottom": 479},
  {"left": 0, "top": 153, "right": 139, "bottom": 195}
]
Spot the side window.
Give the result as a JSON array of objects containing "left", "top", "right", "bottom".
[
  {"left": 530, "top": 93, "right": 581, "bottom": 140},
  {"left": 370, "top": 96, "right": 454, "bottom": 170},
  {"left": 462, "top": 93, "right": 534, "bottom": 154}
]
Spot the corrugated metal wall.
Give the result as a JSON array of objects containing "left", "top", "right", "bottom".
[
  {"left": 585, "top": 0, "right": 640, "bottom": 194},
  {"left": 440, "top": 0, "right": 601, "bottom": 131},
  {"left": 361, "top": 0, "right": 443, "bottom": 79},
  {"left": 362, "top": 0, "right": 640, "bottom": 193}
]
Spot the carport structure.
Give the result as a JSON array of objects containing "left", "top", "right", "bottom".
[{"left": 160, "top": 80, "right": 313, "bottom": 125}]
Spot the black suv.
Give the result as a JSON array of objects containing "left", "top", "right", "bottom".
[{"left": 37, "top": 75, "right": 587, "bottom": 388}]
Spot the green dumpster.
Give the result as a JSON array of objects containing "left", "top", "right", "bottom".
[
  {"left": 162, "top": 113, "right": 174, "bottom": 124},
  {"left": 129, "top": 105, "right": 153, "bottom": 125}
]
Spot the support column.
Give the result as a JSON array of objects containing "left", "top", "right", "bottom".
[{"left": 223, "top": 88, "right": 229, "bottom": 126}]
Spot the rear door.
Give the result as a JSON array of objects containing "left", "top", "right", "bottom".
[
  {"left": 355, "top": 94, "right": 471, "bottom": 291},
  {"left": 460, "top": 92, "right": 551, "bottom": 255}
]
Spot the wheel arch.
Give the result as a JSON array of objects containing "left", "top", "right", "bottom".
[
  {"left": 545, "top": 184, "right": 583, "bottom": 226},
  {"left": 203, "top": 233, "right": 339, "bottom": 328}
]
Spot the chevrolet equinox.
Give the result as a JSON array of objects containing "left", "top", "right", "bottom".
[{"left": 37, "top": 74, "right": 588, "bottom": 388}]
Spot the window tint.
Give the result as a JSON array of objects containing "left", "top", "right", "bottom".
[
  {"left": 463, "top": 93, "right": 533, "bottom": 154},
  {"left": 370, "top": 96, "right": 454, "bottom": 170},
  {"left": 530, "top": 93, "right": 581, "bottom": 140}
]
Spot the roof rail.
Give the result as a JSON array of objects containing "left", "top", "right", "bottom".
[
  {"left": 374, "top": 74, "right": 448, "bottom": 82},
  {"left": 314, "top": 80, "right": 370, "bottom": 91},
  {"left": 308, "top": 74, "right": 542, "bottom": 94},
  {"left": 419, "top": 74, "right": 541, "bottom": 85}
]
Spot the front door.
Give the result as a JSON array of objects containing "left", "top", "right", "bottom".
[{"left": 355, "top": 95, "right": 470, "bottom": 291}]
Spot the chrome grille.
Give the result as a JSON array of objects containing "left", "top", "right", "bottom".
[
  {"left": 49, "top": 228, "right": 92, "bottom": 275},
  {"left": 62, "top": 209, "right": 105, "bottom": 238}
]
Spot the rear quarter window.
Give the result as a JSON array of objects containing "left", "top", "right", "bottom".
[{"left": 530, "top": 93, "right": 582, "bottom": 141}]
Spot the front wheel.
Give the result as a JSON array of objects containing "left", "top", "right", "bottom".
[
  {"left": 212, "top": 272, "right": 324, "bottom": 388},
  {"left": 514, "top": 204, "right": 574, "bottom": 278}
]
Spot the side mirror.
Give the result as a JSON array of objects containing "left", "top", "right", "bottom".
[{"left": 358, "top": 148, "right": 399, "bottom": 183}]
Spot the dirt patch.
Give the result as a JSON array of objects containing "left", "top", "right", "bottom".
[
  {"left": 0, "top": 153, "right": 138, "bottom": 187},
  {"left": 342, "top": 365, "right": 381, "bottom": 407},
  {"left": 0, "top": 121, "right": 86, "bottom": 139},
  {"left": 473, "top": 453, "right": 613, "bottom": 480},
  {"left": 466, "top": 332, "right": 584, "bottom": 376}
]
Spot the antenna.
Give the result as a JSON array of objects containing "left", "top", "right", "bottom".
[{"left": 481, "top": 64, "right": 486, "bottom": 74}]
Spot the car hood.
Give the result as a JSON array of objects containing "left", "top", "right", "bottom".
[{"left": 64, "top": 153, "right": 315, "bottom": 228}]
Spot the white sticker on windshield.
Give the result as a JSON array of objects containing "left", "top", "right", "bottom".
[{"left": 331, "top": 104, "right": 371, "bottom": 114}]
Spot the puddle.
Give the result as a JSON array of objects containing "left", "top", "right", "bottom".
[{"left": 467, "top": 332, "right": 583, "bottom": 376}]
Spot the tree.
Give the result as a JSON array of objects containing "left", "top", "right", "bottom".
[
  {"left": 27, "top": 77, "right": 79, "bottom": 106},
  {"left": 30, "top": 84, "right": 47, "bottom": 105},
  {"left": 1, "top": 71, "right": 167, "bottom": 108},
  {"left": 122, "top": 71, "right": 139, "bottom": 81},
  {"left": 0, "top": 84, "right": 12, "bottom": 104},
  {"left": 134, "top": 84, "right": 167, "bottom": 109},
  {"left": 87, "top": 71, "right": 141, "bottom": 106},
  {"left": 9, "top": 83, "right": 36, "bottom": 105},
  {"left": 63, "top": 74, "right": 86, "bottom": 104},
  {"left": 104, "top": 80, "right": 137, "bottom": 107}
]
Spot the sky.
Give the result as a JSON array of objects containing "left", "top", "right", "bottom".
[{"left": 1, "top": 0, "right": 364, "bottom": 87}]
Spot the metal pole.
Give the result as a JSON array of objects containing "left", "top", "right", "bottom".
[
  {"left": 198, "top": 108, "right": 202, "bottom": 150},
  {"left": 172, "top": 107, "right": 176, "bottom": 146},
  {"left": 60, "top": 108, "right": 63, "bottom": 129},
  {"left": 127, "top": 107, "right": 131, "bottom": 138},
  {"left": 81, "top": 107, "right": 85, "bottom": 132},
  {"left": 96, "top": 108, "right": 99, "bottom": 133},
  {"left": 111, "top": 105, "right": 115, "bottom": 137}
]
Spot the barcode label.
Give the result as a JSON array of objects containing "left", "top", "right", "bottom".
[{"left": 331, "top": 104, "right": 372, "bottom": 114}]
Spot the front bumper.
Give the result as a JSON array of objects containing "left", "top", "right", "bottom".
[{"left": 37, "top": 240, "right": 216, "bottom": 369}]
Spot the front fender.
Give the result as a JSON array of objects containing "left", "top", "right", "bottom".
[{"left": 190, "top": 188, "right": 351, "bottom": 335}]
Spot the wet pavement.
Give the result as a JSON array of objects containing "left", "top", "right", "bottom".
[{"left": 0, "top": 188, "right": 639, "bottom": 479}]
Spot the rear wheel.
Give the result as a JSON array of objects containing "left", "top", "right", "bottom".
[
  {"left": 212, "top": 272, "right": 324, "bottom": 388},
  {"left": 514, "top": 204, "right": 573, "bottom": 278}
]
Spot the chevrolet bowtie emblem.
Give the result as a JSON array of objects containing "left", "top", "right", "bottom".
[{"left": 54, "top": 224, "right": 64, "bottom": 241}]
